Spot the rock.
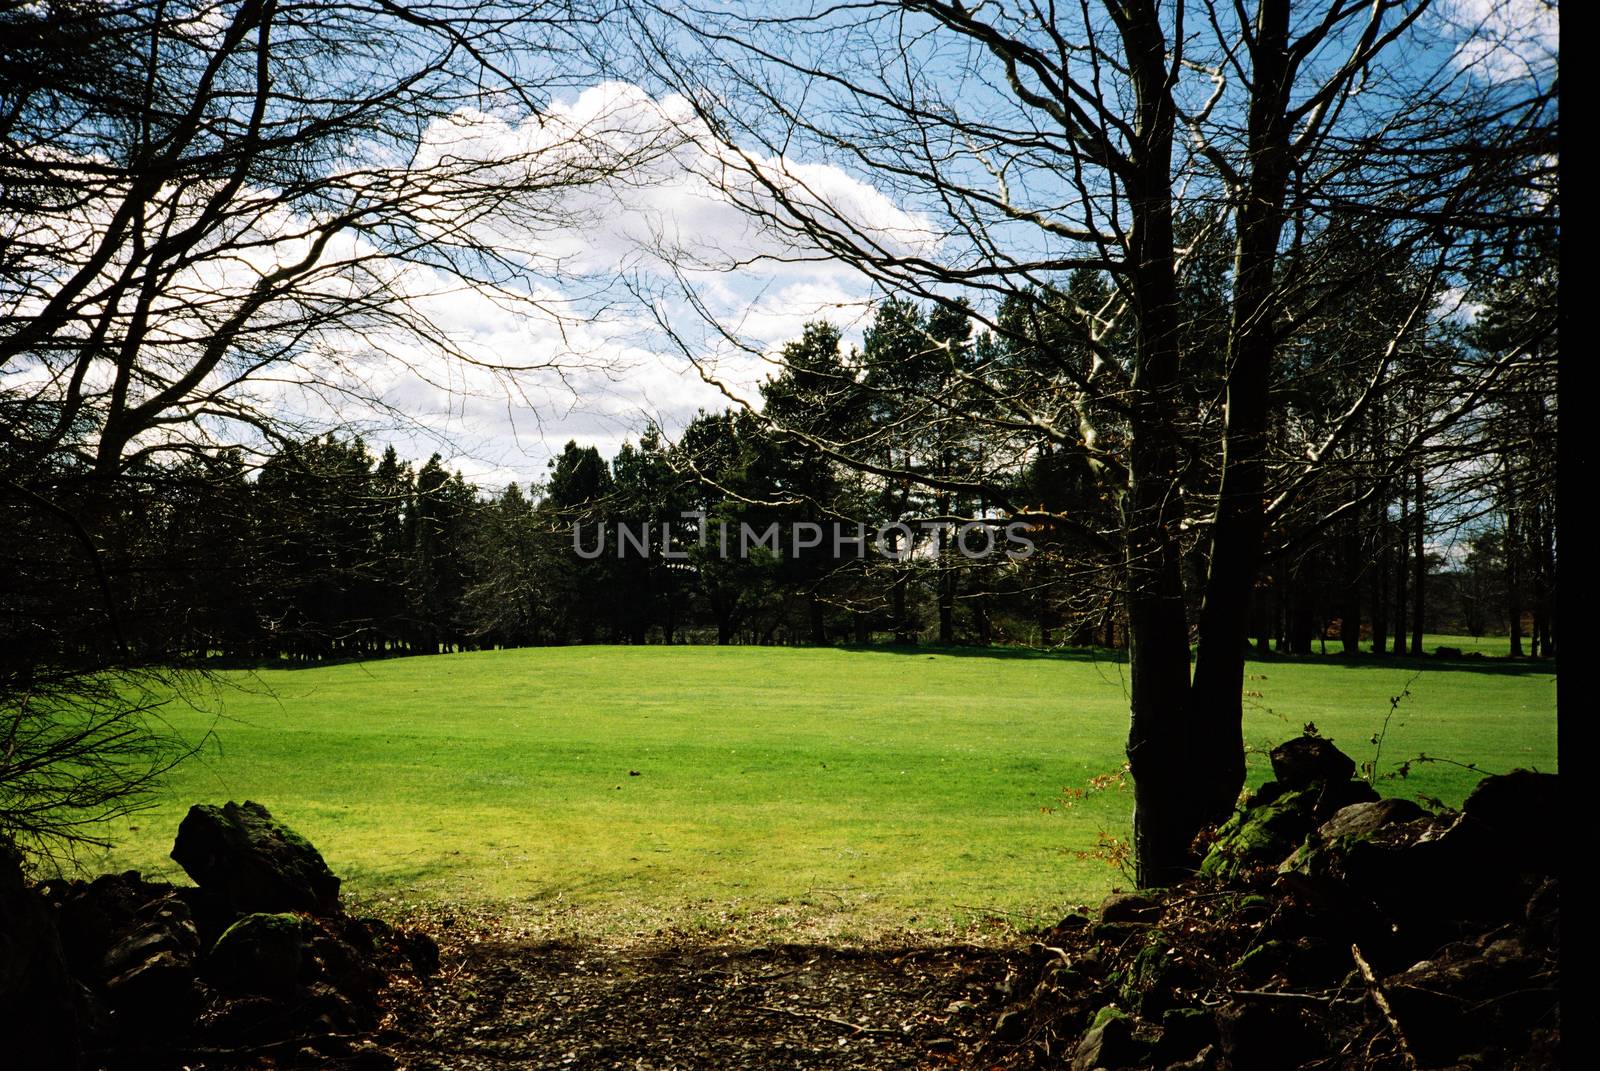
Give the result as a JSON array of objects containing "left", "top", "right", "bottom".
[
  {"left": 43, "top": 870, "right": 171, "bottom": 979},
  {"left": 1463, "top": 769, "right": 1557, "bottom": 828},
  {"left": 1165, "top": 1043, "right": 1215, "bottom": 1070},
  {"left": 1248, "top": 780, "right": 1286, "bottom": 807},
  {"left": 0, "top": 847, "right": 81, "bottom": 1070},
  {"left": 1125, "top": 930, "right": 1197, "bottom": 1017},
  {"left": 1074, "top": 1006, "right": 1142, "bottom": 1071},
  {"left": 395, "top": 925, "right": 441, "bottom": 977},
  {"left": 1269, "top": 736, "right": 1356, "bottom": 789},
  {"left": 101, "top": 894, "right": 200, "bottom": 979},
  {"left": 1200, "top": 789, "right": 1319, "bottom": 880},
  {"left": 1154, "top": 1007, "right": 1216, "bottom": 1065},
  {"left": 1462, "top": 770, "right": 1560, "bottom": 868},
  {"left": 1230, "top": 939, "right": 1289, "bottom": 983},
  {"left": 1435, "top": 646, "right": 1464, "bottom": 658},
  {"left": 1316, "top": 797, "right": 1426, "bottom": 841},
  {"left": 208, "top": 912, "right": 309, "bottom": 995},
  {"left": 101, "top": 894, "right": 202, "bottom": 1032},
  {"left": 1525, "top": 878, "right": 1558, "bottom": 948},
  {"left": 1098, "top": 891, "right": 1162, "bottom": 925},
  {"left": 1234, "top": 895, "right": 1272, "bottom": 922},
  {"left": 1216, "top": 1000, "right": 1321, "bottom": 1071},
  {"left": 993, "top": 1004, "right": 1028, "bottom": 1042},
  {"left": 1385, "top": 931, "right": 1552, "bottom": 1066},
  {"left": 1311, "top": 777, "right": 1380, "bottom": 821},
  {"left": 171, "top": 801, "right": 340, "bottom": 916}
]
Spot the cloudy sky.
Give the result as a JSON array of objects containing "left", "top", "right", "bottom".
[
  {"left": 350, "top": 0, "right": 1556, "bottom": 491},
  {"left": 334, "top": 83, "right": 929, "bottom": 490}
]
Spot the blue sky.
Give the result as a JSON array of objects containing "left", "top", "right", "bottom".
[{"left": 338, "top": 0, "right": 1555, "bottom": 489}]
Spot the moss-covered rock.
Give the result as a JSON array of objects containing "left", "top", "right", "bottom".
[
  {"left": 1074, "top": 1005, "right": 1142, "bottom": 1071},
  {"left": 171, "top": 800, "right": 341, "bottom": 916},
  {"left": 1155, "top": 1007, "right": 1218, "bottom": 1065},
  {"left": 208, "top": 912, "right": 308, "bottom": 995},
  {"left": 1200, "top": 788, "right": 1319, "bottom": 880},
  {"left": 1230, "top": 939, "right": 1290, "bottom": 983}
]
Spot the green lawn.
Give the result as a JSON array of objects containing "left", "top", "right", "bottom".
[{"left": 85, "top": 645, "right": 1556, "bottom": 939}]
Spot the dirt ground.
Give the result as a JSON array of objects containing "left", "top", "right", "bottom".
[{"left": 385, "top": 934, "right": 1026, "bottom": 1071}]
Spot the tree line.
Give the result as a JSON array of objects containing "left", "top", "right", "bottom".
[{"left": 6, "top": 277, "right": 1552, "bottom": 667}]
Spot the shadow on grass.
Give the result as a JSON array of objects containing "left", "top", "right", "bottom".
[
  {"left": 202, "top": 641, "right": 1555, "bottom": 679},
  {"left": 1241, "top": 647, "right": 1556, "bottom": 678},
  {"left": 836, "top": 642, "right": 1555, "bottom": 678},
  {"left": 836, "top": 643, "right": 1127, "bottom": 665}
]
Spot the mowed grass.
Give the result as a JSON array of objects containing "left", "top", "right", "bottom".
[{"left": 86, "top": 644, "right": 1555, "bottom": 939}]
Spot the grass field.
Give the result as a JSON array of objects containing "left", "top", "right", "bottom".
[{"left": 84, "top": 643, "right": 1556, "bottom": 939}]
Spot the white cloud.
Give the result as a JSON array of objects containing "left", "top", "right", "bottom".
[
  {"left": 8, "top": 81, "right": 919, "bottom": 488},
  {"left": 330, "top": 83, "right": 925, "bottom": 485},
  {"left": 1439, "top": 0, "right": 1558, "bottom": 84}
]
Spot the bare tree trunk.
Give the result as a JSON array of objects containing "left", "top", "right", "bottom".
[
  {"left": 1189, "top": 0, "right": 1293, "bottom": 826},
  {"left": 1371, "top": 491, "right": 1389, "bottom": 654},
  {"left": 1412, "top": 467, "right": 1425, "bottom": 653},
  {"left": 938, "top": 568, "right": 955, "bottom": 643},
  {"left": 1393, "top": 479, "right": 1409, "bottom": 655},
  {"left": 1118, "top": 1, "right": 1197, "bottom": 886},
  {"left": 891, "top": 566, "right": 912, "bottom": 644},
  {"left": 1341, "top": 514, "right": 1363, "bottom": 656}
]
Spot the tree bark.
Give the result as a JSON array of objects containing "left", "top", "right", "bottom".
[
  {"left": 1341, "top": 515, "right": 1363, "bottom": 656},
  {"left": 938, "top": 568, "right": 955, "bottom": 644},
  {"left": 1506, "top": 488, "right": 1524, "bottom": 656},
  {"left": 1189, "top": 0, "right": 1293, "bottom": 826},
  {"left": 1393, "top": 479, "right": 1409, "bottom": 655},
  {"left": 1371, "top": 490, "right": 1389, "bottom": 654},
  {"left": 1411, "top": 467, "right": 1425, "bottom": 653},
  {"left": 1115, "top": 0, "right": 1198, "bottom": 887}
]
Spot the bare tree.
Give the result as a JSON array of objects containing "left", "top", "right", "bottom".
[
  {"left": 609, "top": 0, "right": 1556, "bottom": 881},
  {"left": 0, "top": 0, "right": 657, "bottom": 854}
]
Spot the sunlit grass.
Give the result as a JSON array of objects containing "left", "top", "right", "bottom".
[{"left": 84, "top": 644, "right": 1555, "bottom": 938}]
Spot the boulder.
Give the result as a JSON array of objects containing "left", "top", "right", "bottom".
[
  {"left": 1073, "top": 1006, "right": 1143, "bottom": 1071},
  {"left": 171, "top": 801, "right": 340, "bottom": 916},
  {"left": 1200, "top": 789, "right": 1319, "bottom": 880},
  {"left": 1462, "top": 769, "right": 1560, "bottom": 868},
  {"left": 1098, "top": 891, "right": 1163, "bottom": 925},
  {"left": 1316, "top": 798, "right": 1425, "bottom": 841},
  {"left": 208, "top": 912, "right": 309, "bottom": 995},
  {"left": 1269, "top": 736, "right": 1356, "bottom": 789}
]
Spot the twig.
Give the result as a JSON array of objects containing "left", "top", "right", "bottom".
[
  {"left": 753, "top": 1004, "right": 904, "bottom": 1038},
  {"left": 1352, "top": 945, "right": 1418, "bottom": 1071},
  {"left": 1226, "top": 988, "right": 1356, "bottom": 1006}
]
